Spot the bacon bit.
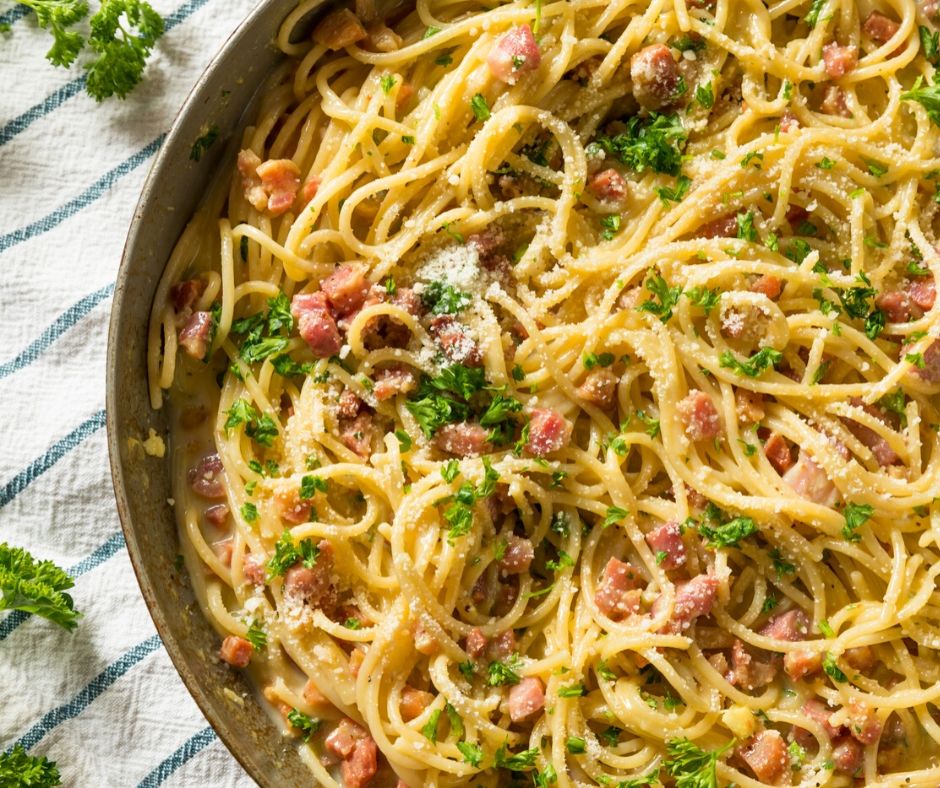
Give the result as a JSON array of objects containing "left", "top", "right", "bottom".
[
  {"left": 907, "top": 277, "right": 937, "bottom": 310},
  {"left": 283, "top": 539, "right": 337, "bottom": 613},
  {"left": 465, "top": 627, "right": 487, "bottom": 659},
  {"left": 303, "top": 679, "right": 328, "bottom": 706},
  {"left": 337, "top": 389, "right": 363, "bottom": 419},
  {"left": 876, "top": 290, "right": 915, "bottom": 323},
  {"left": 325, "top": 719, "right": 378, "bottom": 788},
  {"left": 784, "top": 648, "right": 822, "bottom": 680},
  {"left": 587, "top": 168, "right": 628, "bottom": 204},
  {"left": 188, "top": 453, "right": 226, "bottom": 499},
  {"left": 832, "top": 736, "right": 864, "bottom": 773},
  {"left": 821, "top": 85, "right": 851, "bottom": 117},
  {"left": 577, "top": 368, "right": 618, "bottom": 409},
  {"left": 205, "top": 503, "right": 229, "bottom": 526},
  {"left": 783, "top": 454, "right": 838, "bottom": 505},
  {"left": 292, "top": 292, "right": 342, "bottom": 357},
  {"left": 170, "top": 279, "right": 205, "bottom": 313},
  {"left": 735, "top": 389, "right": 765, "bottom": 424},
  {"left": 847, "top": 699, "right": 882, "bottom": 744},
  {"left": 685, "top": 486, "right": 708, "bottom": 511},
  {"left": 844, "top": 645, "right": 876, "bottom": 671},
  {"left": 671, "top": 574, "right": 719, "bottom": 630},
  {"left": 645, "top": 522, "right": 686, "bottom": 570},
  {"left": 780, "top": 110, "right": 800, "bottom": 133},
  {"left": 739, "top": 730, "right": 789, "bottom": 785},
  {"left": 434, "top": 421, "right": 491, "bottom": 457},
  {"left": 275, "top": 487, "right": 313, "bottom": 524},
  {"left": 843, "top": 397, "right": 900, "bottom": 466},
  {"left": 489, "top": 629, "right": 516, "bottom": 659},
  {"left": 396, "top": 82, "right": 414, "bottom": 108},
  {"left": 213, "top": 538, "right": 233, "bottom": 566},
  {"left": 761, "top": 609, "right": 809, "bottom": 641},
  {"left": 237, "top": 149, "right": 267, "bottom": 211},
  {"left": 678, "top": 390, "right": 722, "bottom": 442},
  {"left": 400, "top": 686, "right": 434, "bottom": 721},
  {"left": 373, "top": 364, "right": 417, "bottom": 401},
  {"left": 926, "top": 0, "right": 940, "bottom": 19},
  {"left": 800, "top": 699, "right": 845, "bottom": 741},
  {"left": 313, "top": 8, "right": 367, "bottom": 50},
  {"left": 339, "top": 411, "right": 374, "bottom": 458},
  {"left": 595, "top": 557, "right": 643, "bottom": 620},
  {"left": 322, "top": 265, "right": 370, "bottom": 315},
  {"left": 699, "top": 214, "right": 739, "bottom": 239},
  {"left": 429, "top": 315, "right": 483, "bottom": 366},
  {"left": 178, "top": 311, "right": 212, "bottom": 360},
  {"left": 823, "top": 43, "right": 858, "bottom": 79},
  {"left": 764, "top": 432, "right": 795, "bottom": 474},
  {"left": 366, "top": 22, "right": 402, "bottom": 52},
  {"left": 219, "top": 635, "right": 252, "bottom": 668},
  {"left": 750, "top": 274, "right": 783, "bottom": 300},
  {"left": 863, "top": 11, "right": 900, "bottom": 44},
  {"left": 406, "top": 620, "right": 437, "bottom": 656},
  {"left": 911, "top": 339, "right": 940, "bottom": 383},
  {"left": 524, "top": 408, "right": 573, "bottom": 457},
  {"left": 256, "top": 159, "right": 301, "bottom": 216},
  {"left": 348, "top": 648, "right": 365, "bottom": 678},
  {"left": 630, "top": 44, "right": 680, "bottom": 110},
  {"left": 508, "top": 677, "right": 545, "bottom": 722},
  {"left": 487, "top": 24, "right": 541, "bottom": 85},
  {"left": 301, "top": 176, "right": 320, "bottom": 204},
  {"left": 499, "top": 536, "right": 534, "bottom": 575},
  {"left": 243, "top": 555, "right": 266, "bottom": 586}
]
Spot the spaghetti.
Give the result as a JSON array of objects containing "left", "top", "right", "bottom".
[{"left": 149, "top": 0, "right": 940, "bottom": 784}]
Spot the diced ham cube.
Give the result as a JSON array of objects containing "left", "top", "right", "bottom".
[
  {"left": 842, "top": 397, "right": 900, "bottom": 466},
  {"left": 832, "top": 736, "right": 864, "bottom": 774},
  {"left": 645, "top": 521, "right": 686, "bottom": 570},
  {"left": 764, "top": 432, "right": 795, "bottom": 474},
  {"left": 784, "top": 648, "right": 822, "bottom": 680},
  {"left": 577, "top": 369, "right": 618, "bottom": 409},
  {"left": 373, "top": 364, "right": 417, "bottom": 401},
  {"left": 823, "top": 43, "right": 858, "bottom": 79},
  {"left": 283, "top": 539, "right": 337, "bottom": 614},
  {"left": 926, "top": 0, "right": 940, "bottom": 19},
  {"left": 219, "top": 635, "right": 252, "bottom": 668},
  {"left": 678, "top": 390, "right": 722, "bottom": 442},
  {"left": 760, "top": 608, "right": 809, "bottom": 641},
  {"left": 213, "top": 538, "right": 233, "bottom": 566},
  {"left": 783, "top": 454, "right": 838, "bottom": 506},
  {"left": 847, "top": 699, "right": 882, "bottom": 744},
  {"left": 906, "top": 277, "right": 936, "bottom": 311},
  {"left": 400, "top": 686, "right": 434, "bottom": 721},
  {"left": 912, "top": 339, "right": 940, "bottom": 383},
  {"left": 863, "top": 11, "right": 900, "bottom": 44},
  {"left": 844, "top": 645, "right": 876, "bottom": 671},
  {"left": 508, "top": 676, "right": 545, "bottom": 722},
  {"left": 728, "top": 639, "right": 778, "bottom": 690},
  {"left": 429, "top": 315, "right": 483, "bottom": 366},
  {"left": 178, "top": 311, "right": 212, "bottom": 360},
  {"left": 876, "top": 290, "right": 915, "bottom": 323},
  {"left": 434, "top": 422, "right": 491, "bottom": 457},
  {"left": 595, "top": 557, "right": 643, "bottom": 620},
  {"left": 256, "top": 159, "right": 301, "bottom": 216},
  {"left": 325, "top": 719, "right": 378, "bottom": 788},
  {"left": 630, "top": 44, "right": 680, "bottom": 109},
  {"left": 205, "top": 503, "right": 229, "bottom": 526},
  {"left": 237, "top": 150, "right": 267, "bottom": 211},
  {"left": 669, "top": 574, "right": 719, "bottom": 631},
  {"left": 821, "top": 85, "right": 851, "bottom": 117},
  {"left": 243, "top": 555, "right": 266, "bottom": 586},
  {"left": 735, "top": 389, "right": 765, "bottom": 424},
  {"left": 487, "top": 24, "right": 541, "bottom": 85},
  {"left": 337, "top": 389, "right": 363, "bottom": 419},
  {"left": 339, "top": 411, "right": 374, "bottom": 458},
  {"left": 348, "top": 648, "right": 365, "bottom": 677},
  {"left": 587, "top": 169, "right": 628, "bottom": 204},
  {"left": 524, "top": 408, "right": 572, "bottom": 457},
  {"left": 301, "top": 176, "right": 320, "bottom": 204},
  {"left": 780, "top": 111, "right": 800, "bottom": 133},
  {"left": 499, "top": 536, "right": 534, "bottom": 574},
  {"left": 465, "top": 627, "right": 487, "bottom": 660},
  {"left": 467, "top": 227, "right": 510, "bottom": 272},
  {"left": 413, "top": 620, "right": 440, "bottom": 655},
  {"left": 188, "top": 453, "right": 226, "bottom": 499},
  {"left": 291, "top": 292, "right": 342, "bottom": 357},
  {"left": 322, "top": 265, "right": 370, "bottom": 315},
  {"left": 739, "top": 730, "right": 789, "bottom": 785},
  {"left": 313, "top": 8, "right": 367, "bottom": 50},
  {"left": 303, "top": 679, "right": 328, "bottom": 707},
  {"left": 275, "top": 488, "right": 313, "bottom": 524},
  {"left": 699, "top": 214, "right": 738, "bottom": 239},
  {"left": 750, "top": 274, "right": 783, "bottom": 300},
  {"left": 800, "top": 699, "right": 845, "bottom": 741},
  {"left": 170, "top": 278, "right": 205, "bottom": 313},
  {"left": 489, "top": 629, "right": 516, "bottom": 659}
]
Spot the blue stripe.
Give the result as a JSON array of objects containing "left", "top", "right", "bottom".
[
  {"left": 0, "top": 282, "right": 114, "bottom": 380},
  {"left": 13, "top": 634, "right": 162, "bottom": 751},
  {"left": 0, "top": 531, "right": 126, "bottom": 642},
  {"left": 0, "top": 410, "right": 106, "bottom": 509},
  {"left": 0, "top": 0, "right": 215, "bottom": 148},
  {"left": 137, "top": 727, "right": 218, "bottom": 787},
  {"left": 0, "top": 136, "right": 164, "bottom": 254},
  {"left": 0, "top": 5, "right": 30, "bottom": 26}
]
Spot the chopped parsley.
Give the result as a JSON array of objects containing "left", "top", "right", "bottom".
[
  {"left": 603, "top": 506, "right": 629, "bottom": 527},
  {"left": 421, "top": 708, "right": 442, "bottom": 741},
  {"left": 487, "top": 654, "right": 523, "bottom": 686},
  {"left": 736, "top": 210, "right": 758, "bottom": 242},
  {"left": 921, "top": 25, "right": 940, "bottom": 63},
  {"left": 656, "top": 174, "right": 692, "bottom": 205},
  {"left": 719, "top": 347, "right": 783, "bottom": 377},
  {"left": 639, "top": 271, "right": 683, "bottom": 322},
  {"left": 441, "top": 459, "right": 460, "bottom": 482},
  {"left": 470, "top": 93, "right": 490, "bottom": 121},
  {"left": 494, "top": 743, "right": 540, "bottom": 770},
  {"left": 558, "top": 682, "right": 585, "bottom": 697},
  {"left": 902, "top": 76, "right": 940, "bottom": 126},
  {"left": 0, "top": 543, "right": 81, "bottom": 630},
  {"left": 266, "top": 531, "right": 319, "bottom": 578},
  {"left": 695, "top": 82, "right": 714, "bottom": 109},
  {"left": 842, "top": 502, "right": 873, "bottom": 542},
  {"left": 287, "top": 709, "right": 320, "bottom": 741},
  {"left": 380, "top": 74, "right": 396, "bottom": 94},
  {"left": 664, "top": 737, "right": 730, "bottom": 788},
  {"left": 0, "top": 744, "right": 61, "bottom": 786},
  {"left": 231, "top": 292, "right": 295, "bottom": 364},
  {"left": 457, "top": 741, "right": 483, "bottom": 767},
  {"left": 587, "top": 112, "right": 688, "bottom": 176},
  {"left": 584, "top": 352, "right": 615, "bottom": 369},
  {"left": 685, "top": 286, "right": 720, "bottom": 315},
  {"left": 240, "top": 502, "right": 258, "bottom": 523},
  {"left": 299, "top": 475, "right": 327, "bottom": 499},
  {"left": 224, "top": 399, "right": 279, "bottom": 446},
  {"left": 699, "top": 515, "right": 758, "bottom": 549},
  {"left": 600, "top": 214, "right": 622, "bottom": 240},
  {"left": 190, "top": 124, "right": 219, "bottom": 162},
  {"left": 565, "top": 736, "right": 586, "bottom": 754},
  {"left": 420, "top": 281, "right": 472, "bottom": 314},
  {"left": 805, "top": 0, "right": 826, "bottom": 27},
  {"left": 245, "top": 621, "right": 266, "bottom": 650},
  {"left": 822, "top": 652, "right": 847, "bottom": 682}
]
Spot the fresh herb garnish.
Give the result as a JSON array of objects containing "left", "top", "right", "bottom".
[{"left": 0, "top": 543, "right": 80, "bottom": 630}]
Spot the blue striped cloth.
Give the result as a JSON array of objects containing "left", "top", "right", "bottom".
[{"left": 0, "top": 0, "right": 258, "bottom": 783}]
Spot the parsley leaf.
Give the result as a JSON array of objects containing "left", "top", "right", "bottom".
[
  {"left": 457, "top": 741, "right": 483, "bottom": 767},
  {"left": 685, "top": 287, "right": 720, "bottom": 315},
  {"left": 600, "top": 214, "right": 622, "bottom": 240},
  {"left": 287, "top": 709, "right": 320, "bottom": 741},
  {"left": 421, "top": 708, "right": 442, "bottom": 741},
  {"left": 588, "top": 113, "right": 688, "bottom": 176},
  {"left": 0, "top": 543, "right": 80, "bottom": 630},
  {"left": 584, "top": 352, "right": 615, "bottom": 369},
  {"left": 656, "top": 174, "right": 692, "bottom": 205},
  {"left": 699, "top": 516, "right": 757, "bottom": 548},
  {"left": 902, "top": 76, "right": 940, "bottom": 127},
  {"left": 695, "top": 82, "right": 714, "bottom": 109},
  {"left": 441, "top": 459, "right": 460, "bottom": 482},
  {"left": 470, "top": 93, "right": 490, "bottom": 121},
  {"left": 805, "top": 0, "right": 826, "bottom": 27},
  {"left": 664, "top": 737, "right": 730, "bottom": 788},
  {"left": 921, "top": 25, "right": 940, "bottom": 63},
  {"left": 639, "top": 271, "right": 683, "bottom": 322},
  {"left": 223, "top": 399, "right": 279, "bottom": 446},
  {"left": 380, "top": 74, "right": 396, "bottom": 94},
  {"left": 842, "top": 502, "right": 873, "bottom": 542},
  {"left": 719, "top": 347, "right": 783, "bottom": 377},
  {"left": 494, "top": 743, "right": 540, "bottom": 770},
  {"left": 190, "top": 124, "right": 219, "bottom": 162},
  {"left": 266, "top": 531, "right": 318, "bottom": 578},
  {"left": 245, "top": 621, "right": 267, "bottom": 650},
  {"left": 736, "top": 210, "right": 758, "bottom": 242},
  {"left": 487, "top": 654, "right": 523, "bottom": 686},
  {"left": 421, "top": 281, "right": 472, "bottom": 314},
  {"left": 603, "top": 506, "right": 629, "bottom": 527},
  {"left": 0, "top": 744, "right": 61, "bottom": 786},
  {"left": 822, "top": 652, "right": 847, "bottom": 682}
]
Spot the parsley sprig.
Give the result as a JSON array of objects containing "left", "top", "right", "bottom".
[
  {"left": 266, "top": 531, "right": 319, "bottom": 579},
  {"left": 664, "top": 737, "right": 732, "bottom": 788},
  {"left": 0, "top": 543, "right": 81, "bottom": 630},
  {"left": 0, "top": 744, "right": 61, "bottom": 786},
  {"left": 587, "top": 113, "right": 688, "bottom": 176}
]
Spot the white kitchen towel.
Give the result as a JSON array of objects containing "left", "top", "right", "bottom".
[{"left": 0, "top": 0, "right": 263, "bottom": 783}]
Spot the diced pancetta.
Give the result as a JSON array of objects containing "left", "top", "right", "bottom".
[
  {"left": 784, "top": 648, "right": 822, "bottom": 680},
  {"left": 630, "top": 44, "right": 680, "bottom": 109},
  {"left": 735, "top": 389, "right": 765, "bottom": 424},
  {"left": 783, "top": 454, "right": 838, "bottom": 506},
  {"left": 313, "top": 8, "right": 367, "bottom": 50},
  {"left": 669, "top": 574, "right": 719, "bottom": 630},
  {"left": 434, "top": 422, "right": 491, "bottom": 457},
  {"left": 322, "top": 265, "right": 370, "bottom": 315},
  {"left": 291, "top": 292, "right": 342, "bottom": 357},
  {"left": 429, "top": 316, "right": 483, "bottom": 366},
  {"left": 823, "top": 43, "right": 858, "bottom": 79},
  {"left": 275, "top": 488, "right": 313, "bottom": 524},
  {"left": 170, "top": 278, "right": 205, "bottom": 314},
  {"left": 832, "top": 736, "right": 864, "bottom": 774},
  {"left": 760, "top": 608, "right": 809, "bottom": 641},
  {"left": 524, "top": 408, "right": 573, "bottom": 457},
  {"left": 750, "top": 275, "right": 783, "bottom": 300},
  {"left": 842, "top": 397, "right": 900, "bottom": 466},
  {"left": 577, "top": 369, "right": 618, "bottom": 409},
  {"left": 906, "top": 277, "right": 936, "bottom": 311},
  {"left": 188, "top": 453, "right": 226, "bottom": 498},
  {"left": 487, "top": 24, "right": 541, "bottom": 85},
  {"left": 645, "top": 521, "right": 686, "bottom": 570},
  {"left": 780, "top": 111, "right": 800, "bottom": 133},
  {"left": 325, "top": 719, "right": 378, "bottom": 788},
  {"left": 863, "top": 11, "right": 900, "bottom": 44},
  {"left": 844, "top": 645, "right": 876, "bottom": 671},
  {"left": 256, "top": 159, "right": 301, "bottom": 216},
  {"left": 465, "top": 627, "right": 488, "bottom": 660},
  {"left": 847, "top": 699, "right": 882, "bottom": 744},
  {"left": 301, "top": 176, "right": 320, "bottom": 204},
  {"left": 728, "top": 639, "right": 778, "bottom": 690},
  {"left": 400, "top": 686, "right": 434, "bottom": 721},
  {"left": 595, "top": 557, "right": 643, "bottom": 620},
  {"left": 373, "top": 364, "right": 417, "bottom": 401},
  {"left": 587, "top": 169, "right": 628, "bottom": 204},
  {"left": 821, "top": 85, "right": 851, "bottom": 117},
  {"left": 876, "top": 290, "right": 915, "bottom": 323},
  {"left": 738, "top": 730, "right": 789, "bottom": 785},
  {"left": 699, "top": 214, "right": 739, "bottom": 239},
  {"left": 911, "top": 339, "right": 940, "bottom": 383},
  {"left": 283, "top": 539, "right": 337, "bottom": 614},
  {"left": 205, "top": 503, "right": 229, "bottom": 526},
  {"left": 678, "top": 390, "right": 722, "bottom": 442},
  {"left": 764, "top": 432, "right": 795, "bottom": 474},
  {"left": 508, "top": 677, "right": 545, "bottom": 722},
  {"left": 499, "top": 536, "right": 534, "bottom": 575},
  {"left": 489, "top": 629, "right": 516, "bottom": 660},
  {"left": 237, "top": 149, "right": 267, "bottom": 211},
  {"left": 339, "top": 411, "right": 374, "bottom": 458},
  {"left": 243, "top": 555, "right": 266, "bottom": 586},
  {"left": 799, "top": 699, "right": 844, "bottom": 742},
  {"left": 178, "top": 311, "right": 212, "bottom": 360},
  {"left": 413, "top": 620, "right": 440, "bottom": 655},
  {"left": 219, "top": 635, "right": 252, "bottom": 668}
]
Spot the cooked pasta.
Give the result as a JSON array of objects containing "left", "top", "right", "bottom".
[{"left": 148, "top": 0, "right": 940, "bottom": 784}]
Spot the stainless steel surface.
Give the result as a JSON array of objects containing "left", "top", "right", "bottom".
[{"left": 106, "top": 2, "right": 327, "bottom": 783}]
